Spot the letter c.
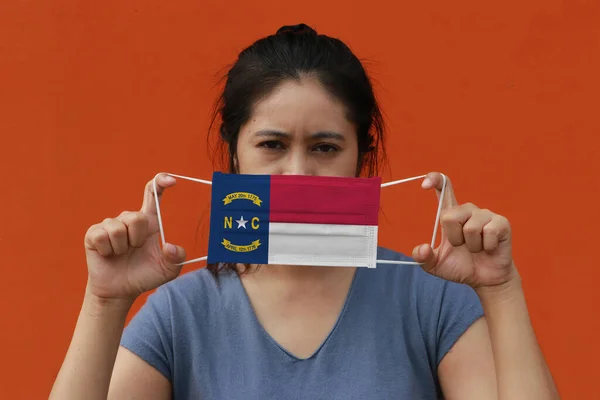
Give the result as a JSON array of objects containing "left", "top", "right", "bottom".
[{"left": 251, "top": 217, "right": 259, "bottom": 229}]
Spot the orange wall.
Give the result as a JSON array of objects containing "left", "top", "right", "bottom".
[{"left": 1, "top": 1, "right": 599, "bottom": 398}]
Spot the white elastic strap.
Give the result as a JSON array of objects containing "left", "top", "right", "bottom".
[
  {"left": 153, "top": 173, "right": 212, "bottom": 266},
  {"left": 152, "top": 172, "right": 447, "bottom": 268},
  {"left": 376, "top": 173, "right": 447, "bottom": 266}
]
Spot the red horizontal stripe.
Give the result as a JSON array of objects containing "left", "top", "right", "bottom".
[{"left": 269, "top": 175, "right": 381, "bottom": 225}]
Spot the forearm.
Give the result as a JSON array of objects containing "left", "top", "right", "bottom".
[
  {"left": 476, "top": 266, "right": 560, "bottom": 400},
  {"left": 50, "top": 290, "right": 134, "bottom": 400}
]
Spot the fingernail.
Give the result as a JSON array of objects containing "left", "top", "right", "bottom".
[
  {"left": 164, "top": 175, "right": 176, "bottom": 184},
  {"left": 422, "top": 178, "right": 431, "bottom": 188},
  {"left": 419, "top": 245, "right": 427, "bottom": 257}
]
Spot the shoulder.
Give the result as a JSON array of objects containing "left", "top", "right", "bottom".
[
  {"left": 122, "top": 267, "right": 229, "bottom": 342},
  {"left": 142, "top": 267, "right": 231, "bottom": 317},
  {"left": 120, "top": 267, "right": 231, "bottom": 379},
  {"left": 371, "top": 247, "right": 484, "bottom": 366}
]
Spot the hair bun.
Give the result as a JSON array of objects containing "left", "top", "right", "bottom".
[{"left": 276, "top": 23, "right": 317, "bottom": 36}]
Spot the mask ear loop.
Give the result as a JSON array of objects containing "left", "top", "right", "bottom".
[
  {"left": 376, "top": 173, "right": 447, "bottom": 266},
  {"left": 152, "top": 173, "right": 212, "bottom": 266}
]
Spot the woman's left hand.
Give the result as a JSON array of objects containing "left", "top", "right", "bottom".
[{"left": 412, "top": 172, "right": 519, "bottom": 289}]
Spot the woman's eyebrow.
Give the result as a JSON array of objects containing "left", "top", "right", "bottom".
[
  {"left": 254, "top": 130, "right": 345, "bottom": 140},
  {"left": 312, "top": 131, "right": 344, "bottom": 141},
  {"left": 255, "top": 130, "right": 289, "bottom": 138}
]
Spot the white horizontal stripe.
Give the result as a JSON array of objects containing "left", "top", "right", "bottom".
[{"left": 267, "top": 223, "right": 378, "bottom": 268}]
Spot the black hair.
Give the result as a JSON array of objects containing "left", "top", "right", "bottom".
[{"left": 206, "top": 23, "right": 387, "bottom": 278}]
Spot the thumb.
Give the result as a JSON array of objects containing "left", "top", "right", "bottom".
[
  {"left": 161, "top": 242, "right": 187, "bottom": 267},
  {"left": 412, "top": 243, "right": 438, "bottom": 274}
]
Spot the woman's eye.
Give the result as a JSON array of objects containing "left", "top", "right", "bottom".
[
  {"left": 259, "top": 140, "right": 284, "bottom": 150},
  {"left": 313, "top": 144, "right": 338, "bottom": 153}
]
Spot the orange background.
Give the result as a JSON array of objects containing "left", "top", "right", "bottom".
[{"left": 1, "top": 0, "right": 599, "bottom": 398}]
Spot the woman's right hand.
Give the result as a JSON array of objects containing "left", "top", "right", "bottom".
[{"left": 83, "top": 173, "right": 187, "bottom": 302}]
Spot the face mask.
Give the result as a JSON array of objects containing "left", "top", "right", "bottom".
[{"left": 153, "top": 171, "right": 447, "bottom": 268}]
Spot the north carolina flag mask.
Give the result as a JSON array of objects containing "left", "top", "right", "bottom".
[{"left": 153, "top": 172, "right": 447, "bottom": 268}]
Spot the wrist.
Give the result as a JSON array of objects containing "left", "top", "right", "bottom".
[
  {"left": 83, "top": 286, "right": 135, "bottom": 317},
  {"left": 475, "top": 263, "right": 523, "bottom": 303}
]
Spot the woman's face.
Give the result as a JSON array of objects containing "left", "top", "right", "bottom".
[{"left": 235, "top": 77, "right": 359, "bottom": 177}]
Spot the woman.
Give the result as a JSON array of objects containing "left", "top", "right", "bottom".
[{"left": 51, "top": 24, "right": 559, "bottom": 399}]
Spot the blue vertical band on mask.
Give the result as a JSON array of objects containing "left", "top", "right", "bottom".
[{"left": 207, "top": 172, "right": 271, "bottom": 265}]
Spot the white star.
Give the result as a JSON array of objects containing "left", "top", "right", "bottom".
[{"left": 236, "top": 216, "right": 248, "bottom": 229}]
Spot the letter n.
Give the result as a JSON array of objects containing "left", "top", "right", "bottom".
[{"left": 224, "top": 216, "right": 232, "bottom": 229}]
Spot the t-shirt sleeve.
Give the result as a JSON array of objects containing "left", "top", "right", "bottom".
[
  {"left": 413, "top": 268, "right": 484, "bottom": 368},
  {"left": 433, "top": 280, "right": 484, "bottom": 366},
  {"left": 120, "top": 285, "right": 174, "bottom": 381}
]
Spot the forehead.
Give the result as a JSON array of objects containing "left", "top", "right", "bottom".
[{"left": 245, "top": 77, "right": 355, "bottom": 136}]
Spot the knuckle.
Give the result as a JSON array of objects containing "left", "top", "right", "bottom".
[
  {"left": 463, "top": 225, "right": 480, "bottom": 235},
  {"left": 105, "top": 221, "right": 126, "bottom": 237},
  {"left": 483, "top": 224, "right": 497, "bottom": 235},
  {"left": 119, "top": 210, "right": 143, "bottom": 224},
  {"left": 127, "top": 214, "right": 148, "bottom": 232},
  {"left": 483, "top": 209, "right": 496, "bottom": 220},
  {"left": 129, "top": 211, "right": 147, "bottom": 224},
  {"left": 474, "top": 209, "right": 491, "bottom": 219},
  {"left": 89, "top": 228, "right": 108, "bottom": 243},
  {"left": 440, "top": 210, "right": 453, "bottom": 223},
  {"left": 118, "top": 210, "right": 132, "bottom": 218},
  {"left": 85, "top": 223, "right": 99, "bottom": 236}
]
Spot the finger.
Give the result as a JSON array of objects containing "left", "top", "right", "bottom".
[
  {"left": 462, "top": 209, "right": 494, "bottom": 253},
  {"left": 118, "top": 211, "right": 149, "bottom": 248},
  {"left": 412, "top": 243, "right": 437, "bottom": 273},
  {"left": 141, "top": 173, "right": 177, "bottom": 216},
  {"left": 85, "top": 225, "right": 113, "bottom": 256},
  {"left": 422, "top": 172, "right": 457, "bottom": 209},
  {"left": 440, "top": 203, "right": 478, "bottom": 247},
  {"left": 162, "top": 243, "right": 187, "bottom": 266},
  {"left": 482, "top": 215, "right": 511, "bottom": 252},
  {"left": 102, "top": 218, "right": 129, "bottom": 256}
]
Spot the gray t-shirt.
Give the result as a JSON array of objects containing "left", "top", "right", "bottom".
[{"left": 121, "top": 247, "right": 483, "bottom": 399}]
